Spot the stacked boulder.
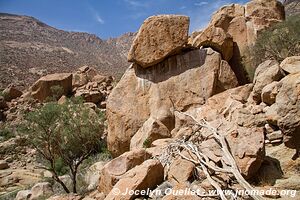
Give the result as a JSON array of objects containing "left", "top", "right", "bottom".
[
  {"left": 191, "top": 0, "right": 285, "bottom": 83},
  {"left": 107, "top": 14, "right": 239, "bottom": 157}
]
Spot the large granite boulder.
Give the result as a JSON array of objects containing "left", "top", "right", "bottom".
[
  {"left": 128, "top": 15, "right": 189, "bottom": 68},
  {"left": 29, "top": 73, "right": 72, "bottom": 102},
  {"left": 107, "top": 48, "right": 238, "bottom": 157}
]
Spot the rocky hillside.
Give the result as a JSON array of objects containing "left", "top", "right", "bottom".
[
  {"left": 283, "top": 0, "right": 300, "bottom": 16},
  {"left": 0, "top": 13, "right": 135, "bottom": 90}
]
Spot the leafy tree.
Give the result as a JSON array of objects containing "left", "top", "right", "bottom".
[{"left": 20, "top": 100, "right": 106, "bottom": 193}]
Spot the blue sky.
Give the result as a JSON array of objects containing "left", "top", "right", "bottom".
[{"left": 0, "top": 0, "right": 248, "bottom": 39}]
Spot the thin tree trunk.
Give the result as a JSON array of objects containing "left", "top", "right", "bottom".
[
  {"left": 50, "top": 160, "right": 70, "bottom": 193},
  {"left": 71, "top": 168, "right": 77, "bottom": 193},
  {"left": 53, "top": 173, "right": 70, "bottom": 193}
]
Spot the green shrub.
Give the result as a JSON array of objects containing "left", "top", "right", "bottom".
[
  {"left": 248, "top": 14, "right": 300, "bottom": 76},
  {"left": 143, "top": 138, "right": 151, "bottom": 149},
  {"left": 20, "top": 100, "right": 106, "bottom": 193},
  {"left": 45, "top": 85, "right": 65, "bottom": 102},
  {"left": 0, "top": 126, "right": 14, "bottom": 142}
]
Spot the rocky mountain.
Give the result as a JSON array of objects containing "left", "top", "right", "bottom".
[
  {"left": 283, "top": 0, "right": 300, "bottom": 16},
  {"left": 0, "top": 13, "right": 135, "bottom": 90}
]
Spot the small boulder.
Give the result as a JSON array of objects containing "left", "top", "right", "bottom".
[
  {"left": 85, "top": 161, "right": 106, "bottom": 191},
  {"left": 167, "top": 157, "right": 195, "bottom": 184},
  {"left": 280, "top": 56, "right": 300, "bottom": 74},
  {"left": 30, "top": 182, "right": 54, "bottom": 199},
  {"left": 72, "top": 66, "right": 98, "bottom": 88},
  {"left": 252, "top": 60, "right": 284, "bottom": 103},
  {"left": 2, "top": 85, "right": 22, "bottom": 101},
  {"left": 267, "top": 130, "right": 283, "bottom": 143},
  {"left": 57, "top": 95, "right": 68, "bottom": 105},
  {"left": 105, "top": 159, "right": 164, "bottom": 200},
  {"left": 74, "top": 90, "right": 102, "bottom": 104},
  {"left": 128, "top": 15, "right": 189, "bottom": 68},
  {"left": 130, "top": 117, "right": 171, "bottom": 150},
  {"left": 0, "top": 160, "right": 9, "bottom": 170},
  {"left": 15, "top": 190, "right": 32, "bottom": 200},
  {"left": 98, "top": 149, "right": 151, "bottom": 194},
  {"left": 261, "top": 81, "right": 279, "bottom": 105}
]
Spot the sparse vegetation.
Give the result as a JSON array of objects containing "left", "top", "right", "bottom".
[
  {"left": 0, "top": 89, "right": 9, "bottom": 100},
  {"left": 143, "top": 138, "right": 151, "bottom": 149},
  {"left": 45, "top": 85, "right": 65, "bottom": 102},
  {"left": 20, "top": 100, "right": 106, "bottom": 193},
  {"left": 245, "top": 14, "right": 300, "bottom": 80},
  {"left": 0, "top": 126, "right": 14, "bottom": 142}
]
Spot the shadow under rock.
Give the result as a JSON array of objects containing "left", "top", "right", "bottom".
[
  {"left": 134, "top": 48, "right": 208, "bottom": 83},
  {"left": 251, "top": 156, "right": 283, "bottom": 186}
]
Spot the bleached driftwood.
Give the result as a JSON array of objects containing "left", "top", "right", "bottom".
[{"left": 158, "top": 108, "right": 264, "bottom": 200}]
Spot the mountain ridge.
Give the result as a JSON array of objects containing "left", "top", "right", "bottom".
[{"left": 0, "top": 13, "right": 135, "bottom": 90}]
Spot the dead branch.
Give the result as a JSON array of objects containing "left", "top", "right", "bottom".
[{"left": 158, "top": 105, "right": 264, "bottom": 200}]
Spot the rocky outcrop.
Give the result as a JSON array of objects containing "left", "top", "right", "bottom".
[
  {"left": 29, "top": 73, "right": 72, "bottom": 102},
  {"left": 245, "top": 0, "right": 285, "bottom": 31},
  {"left": 128, "top": 15, "right": 189, "bottom": 68},
  {"left": 107, "top": 48, "right": 238, "bottom": 157},
  {"left": 26, "top": 66, "right": 113, "bottom": 106},
  {"left": 194, "top": 0, "right": 285, "bottom": 83},
  {"left": 72, "top": 66, "right": 113, "bottom": 107}
]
